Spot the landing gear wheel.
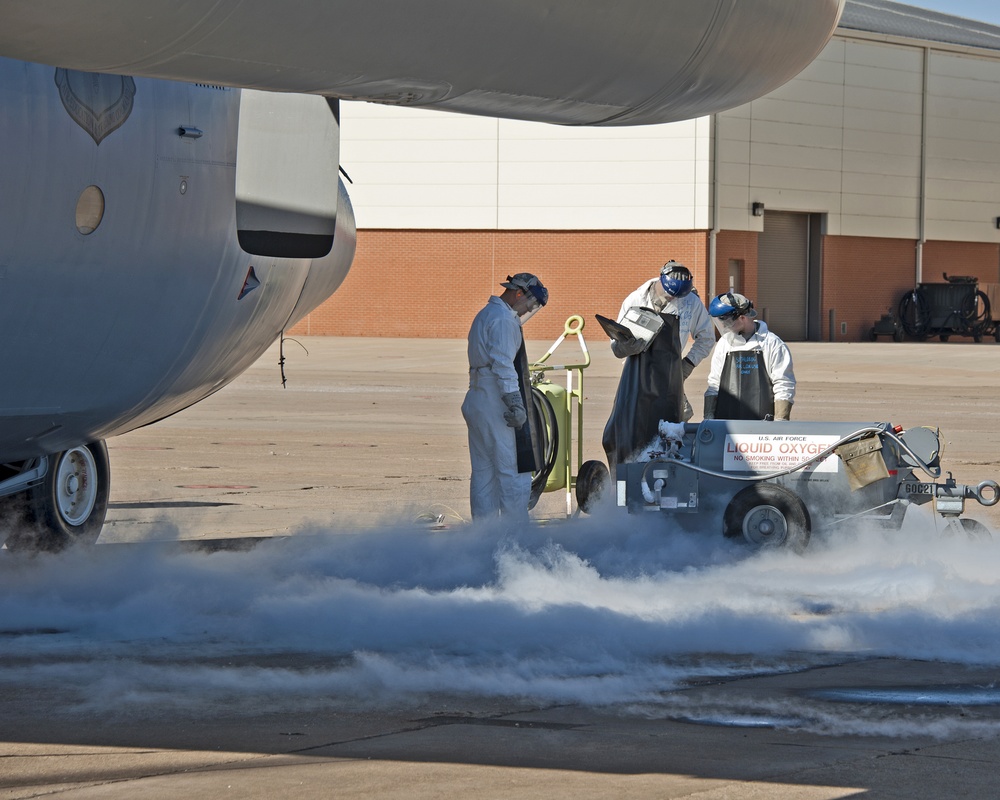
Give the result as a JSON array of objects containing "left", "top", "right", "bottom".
[
  {"left": 13, "top": 441, "right": 111, "bottom": 551},
  {"left": 723, "top": 483, "right": 811, "bottom": 553},
  {"left": 575, "top": 460, "right": 610, "bottom": 514}
]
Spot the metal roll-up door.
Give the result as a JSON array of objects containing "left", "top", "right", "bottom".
[{"left": 757, "top": 211, "right": 808, "bottom": 341}]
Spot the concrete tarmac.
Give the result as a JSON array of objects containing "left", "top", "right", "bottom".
[
  {"left": 101, "top": 334, "right": 1000, "bottom": 537},
  {"left": 4, "top": 334, "right": 1000, "bottom": 798}
]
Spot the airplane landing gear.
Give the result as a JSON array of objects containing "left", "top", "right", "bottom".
[{"left": 4, "top": 441, "right": 110, "bottom": 551}]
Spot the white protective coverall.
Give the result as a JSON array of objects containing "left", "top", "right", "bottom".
[
  {"left": 616, "top": 279, "right": 714, "bottom": 366},
  {"left": 705, "top": 319, "right": 796, "bottom": 403},
  {"left": 461, "top": 295, "right": 531, "bottom": 521}
]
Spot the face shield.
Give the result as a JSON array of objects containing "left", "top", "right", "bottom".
[
  {"left": 516, "top": 293, "right": 543, "bottom": 324},
  {"left": 712, "top": 313, "right": 743, "bottom": 339}
]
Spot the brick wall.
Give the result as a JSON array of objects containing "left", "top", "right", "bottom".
[
  {"left": 289, "top": 229, "right": 1000, "bottom": 341},
  {"left": 819, "top": 237, "right": 1000, "bottom": 341},
  {"left": 922, "top": 241, "right": 1000, "bottom": 285},
  {"left": 714, "top": 230, "right": 759, "bottom": 298},
  {"left": 821, "top": 236, "right": 917, "bottom": 341},
  {"left": 289, "top": 229, "right": 710, "bottom": 341}
]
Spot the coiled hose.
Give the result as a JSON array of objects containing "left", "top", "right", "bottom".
[{"left": 528, "top": 387, "right": 559, "bottom": 508}]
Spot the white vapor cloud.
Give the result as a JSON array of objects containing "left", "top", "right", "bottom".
[{"left": 2, "top": 506, "right": 1000, "bottom": 737}]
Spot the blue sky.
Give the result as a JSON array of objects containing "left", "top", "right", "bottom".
[{"left": 906, "top": 1, "right": 1000, "bottom": 26}]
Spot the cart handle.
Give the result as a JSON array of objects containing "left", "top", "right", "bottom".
[{"left": 531, "top": 315, "right": 591, "bottom": 372}]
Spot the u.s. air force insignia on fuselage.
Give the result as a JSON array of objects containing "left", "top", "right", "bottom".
[{"left": 55, "top": 68, "right": 136, "bottom": 145}]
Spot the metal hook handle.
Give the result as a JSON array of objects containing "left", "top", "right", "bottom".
[{"left": 975, "top": 480, "right": 1000, "bottom": 506}]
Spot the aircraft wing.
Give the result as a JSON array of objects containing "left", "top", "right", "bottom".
[{"left": 0, "top": 0, "right": 845, "bottom": 125}]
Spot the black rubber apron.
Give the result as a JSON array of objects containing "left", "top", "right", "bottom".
[
  {"left": 513, "top": 338, "right": 539, "bottom": 474},
  {"left": 602, "top": 313, "right": 683, "bottom": 473},
  {"left": 716, "top": 349, "right": 775, "bottom": 421}
]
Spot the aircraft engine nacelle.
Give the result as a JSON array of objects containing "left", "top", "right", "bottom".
[
  {"left": 233, "top": 89, "right": 357, "bottom": 329},
  {"left": 286, "top": 176, "right": 357, "bottom": 328}
]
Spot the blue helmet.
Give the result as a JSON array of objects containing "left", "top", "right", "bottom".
[
  {"left": 709, "top": 292, "right": 756, "bottom": 319},
  {"left": 659, "top": 261, "right": 692, "bottom": 298},
  {"left": 501, "top": 273, "right": 548, "bottom": 306}
]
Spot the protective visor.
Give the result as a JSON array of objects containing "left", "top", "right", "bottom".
[
  {"left": 712, "top": 313, "right": 742, "bottom": 338},
  {"left": 518, "top": 293, "right": 543, "bottom": 324}
]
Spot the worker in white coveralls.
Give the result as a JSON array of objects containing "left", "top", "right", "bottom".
[
  {"left": 703, "top": 292, "right": 796, "bottom": 421},
  {"left": 612, "top": 261, "right": 714, "bottom": 421},
  {"left": 462, "top": 273, "right": 548, "bottom": 521}
]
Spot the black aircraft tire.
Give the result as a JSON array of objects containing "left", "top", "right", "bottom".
[
  {"left": 723, "top": 483, "right": 811, "bottom": 553},
  {"left": 13, "top": 441, "right": 111, "bottom": 552},
  {"left": 575, "top": 459, "right": 610, "bottom": 514}
]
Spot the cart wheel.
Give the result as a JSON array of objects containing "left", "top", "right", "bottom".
[
  {"left": 723, "top": 483, "right": 810, "bottom": 553},
  {"left": 961, "top": 289, "right": 991, "bottom": 340},
  {"left": 892, "top": 329, "right": 903, "bottom": 342},
  {"left": 898, "top": 290, "right": 930, "bottom": 339},
  {"left": 575, "top": 460, "right": 610, "bottom": 514},
  {"left": 939, "top": 334, "right": 949, "bottom": 342},
  {"left": 943, "top": 518, "right": 992, "bottom": 541},
  {"left": 974, "top": 334, "right": 983, "bottom": 343},
  {"left": 868, "top": 328, "right": 877, "bottom": 342},
  {"left": 994, "top": 327, "right": 1000, "bottom": 343}
]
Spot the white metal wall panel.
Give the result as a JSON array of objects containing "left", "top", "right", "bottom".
[
  {"left": 924, "top": 53, "right": 1000, "bottom": 241},
  {"left": 340, "top": 32, "right": 1000, "bottom": 245},
  {"left": 497, "top": 117, "right": 702, "bottom": 229},
  {"left": 693, "top": 116, "right": 712, "bottom": 218},
  {"left": 716, "top": 41, "right": 845, "bottom": 229},
  {"left": 340, "top": 101, "right": 707, "bottom": 230},
  {"left": 718, "top": 38, "right": 931, "bottom": 240},
  {"left": 342, "top": 104, "right": 499, "bottom": 228}
]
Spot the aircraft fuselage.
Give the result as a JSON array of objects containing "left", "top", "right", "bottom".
[{"left": 0, "top": 58, "right": 355, "bottom": 462}]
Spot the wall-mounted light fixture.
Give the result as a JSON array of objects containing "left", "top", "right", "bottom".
[{"left": 752, "top": 202, "right": 765, "bottom": 217}]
